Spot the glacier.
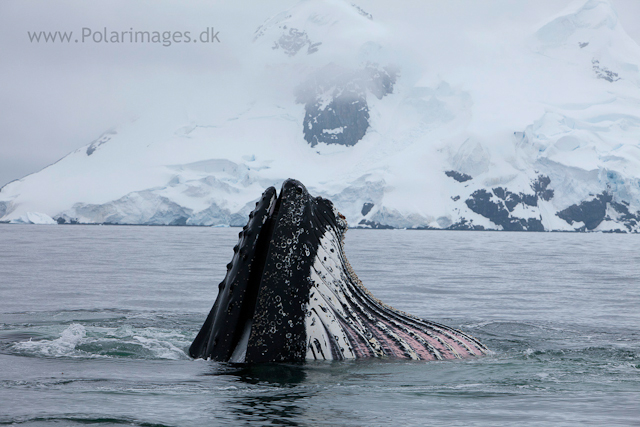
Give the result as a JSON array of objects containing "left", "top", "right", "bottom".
[
  {"left": 2, "top": 0, "right": 640, "bottom": 232},
  {"left": 9, "top": 212, "right": 57, "bottom": 225}
]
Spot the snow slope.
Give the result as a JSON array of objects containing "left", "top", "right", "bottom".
[{"left": 2, "top": 0, "right": 640, "bottom": 232}]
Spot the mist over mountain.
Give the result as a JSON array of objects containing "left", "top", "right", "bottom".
[{"left": 2, "top": 0, "right": 640, "bottom": 232}]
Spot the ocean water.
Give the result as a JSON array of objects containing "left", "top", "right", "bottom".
[{"left": 0, "top": 224, "right": 638, "bottom": 426}]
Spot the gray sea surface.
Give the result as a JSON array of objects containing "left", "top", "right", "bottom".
[{"left": 0, "top": 224, "right": 638, "bottom": 426}]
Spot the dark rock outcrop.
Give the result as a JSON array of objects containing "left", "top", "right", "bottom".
[
  {"left": 465, "top": 190, "right": 544, "bottom": 231},
  {"left": 592, "top": 59, "right": 620, "bottom": 82},
  {"left": 86, "top": 130, "right": 116, "bottom": 156},
  {"left": 461, "top": 175, "right": 554, "bottom": 231},
  {"left": 531, "top": 175, "right": 554, "bottom": 201},
  {"left": 361, "top": 202, "right": 374, "bottom": 216},
  {"left": 608, "top": 201, "right": 640, "bottom": 231},
  {"left": 357, "top": 219, "right": 394, "bottom": 229},
  {"left": 557, "top": 192, "right": 612, "bottom": 230},
  {"left": 445, "top": 170, "right": 472, "bottom": 183},
  {"left": 296, "top": 63, "right": 397, "bottom": 147},
  {"left": 272, "top": 28, "right": 321, "bottom": 56},
  {"left": 447, "top": 218, "right": 485, "bottom": 231},
  {"left": 352, "top": 4, "right": 373, "bottom": 20}
]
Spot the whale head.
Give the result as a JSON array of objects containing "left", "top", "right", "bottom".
[{"left": 189, "top": 179, "right": 487, "bottom": 363}]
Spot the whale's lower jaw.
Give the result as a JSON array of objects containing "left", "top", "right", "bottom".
[
  {"left": 190, "top": 179, "right": 487, "bottom": 363},
  {"left": 303, "top": 228, "right": 486, "bottom": 361}
]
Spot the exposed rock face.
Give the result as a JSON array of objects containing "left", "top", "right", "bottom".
[
  {"left": 554, "top": 191, "right": 640, "bottom": 232},
  {"left": 557, "top": 192, "right": 612, "bottom": 230},
  {"left": 352, "top": 4, "right": 373, "bottom": 20},
  {"left": 592, "top": 59, "right": 620, "bottom": 82},
  {"left": 447, "top": 218, "right": 485, "bottom": 231},
  {"left": 272, "top": 28, "right": 321, "bottom": 56},
  {"left": 86, "top": 130, "right": 116, "bottom": 156},
  {"left": 608, "top": 201, "right": 640, "bottom": 231},
  {"left": 361, "top": 202, "right": 374, "bottom": 216},
  {"left": 445, "top": 170, "right": 473, "bottom": 183},
  {"left": 357, "top": 219, "right": 394, "bottom": 229},
  {"left": 463, "top": 176, "right": 555, "bottom": 231},
  {"left": 531, "top": 175, "right": 554, "bottom": 201},
  {"left": 301, "top": 90, "right": 369, "bottom": 147},
  {"left": 295, "top": 64, "right": 397, "bottom": 147},
  {"left": 465, "top": 189, "right": 543, "bottom": 231}
]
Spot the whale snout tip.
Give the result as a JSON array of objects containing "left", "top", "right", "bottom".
[{"left": 280, "top": 178, "right": 308, "bottom": 196}]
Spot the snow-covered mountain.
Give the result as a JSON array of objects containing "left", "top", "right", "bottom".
[{"left": 3, "top": 0, "right": 640, "bottom": 231}]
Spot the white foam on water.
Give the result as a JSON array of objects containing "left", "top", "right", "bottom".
[
  {"left": 12, "top": 323, "right": 87, "bottom": 357},
  {"left": 10, "top": 323, "right": 191, "bottom": 360},
  {"left": 132, "top": 335, "right": 189, "bottom": 360}
]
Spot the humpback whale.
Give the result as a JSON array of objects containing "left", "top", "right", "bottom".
[{"left": 190, "top": 179, "right": 488, "bottom": 363}]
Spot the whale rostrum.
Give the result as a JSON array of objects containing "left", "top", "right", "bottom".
[{"left": 189, "top": 179, "right": 488, "bottom": 363}]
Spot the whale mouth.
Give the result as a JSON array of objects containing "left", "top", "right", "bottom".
[
  {"left": 225, "top": 189, "right": 281, "bottom": 363},
  {"left": 189, "top": 183, "right": 280, "bottom": 363},
  {"left": 190, "top": 179, "right": 488, "bottom": 363},
  {"left": 190, "top": 179, "right": 327, "bottom": 363}
]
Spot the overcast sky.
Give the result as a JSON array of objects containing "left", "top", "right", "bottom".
[{"left": 1, "top": 0, "right": 639, "bottom": 188}]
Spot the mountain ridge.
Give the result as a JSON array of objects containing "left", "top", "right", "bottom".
[{"left": 2, "top": 0, "right": 640, "bottom": 232}]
